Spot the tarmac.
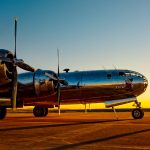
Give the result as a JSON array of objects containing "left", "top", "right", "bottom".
[{"left": 0, "top": 111, "right": 150, "bottom": 150}]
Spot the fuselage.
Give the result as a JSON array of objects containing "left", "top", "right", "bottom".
[
  {"left": 0, "top": 49, "right": 148, "bottom": 107},
  {"left": 0, "top": 21, "right": 147, "bottom": 120},
  {"left": 15, "top": 69, "right": 148, "bottom": 107}
]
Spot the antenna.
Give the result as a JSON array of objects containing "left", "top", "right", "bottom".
[
  {"left": 102, "top": 66, "right": 106, "bottom": 70},
  {"left": 112, "top": 64, "right": 117, "bottom": 70}
]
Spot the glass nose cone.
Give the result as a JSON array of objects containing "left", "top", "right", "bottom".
[{"left": 143, "top": 77, "right": 148, "bottom": 89}]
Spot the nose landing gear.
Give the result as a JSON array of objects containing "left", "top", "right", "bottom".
[{"left": 132, "top": 100, "right": 144, "bottom": 119}]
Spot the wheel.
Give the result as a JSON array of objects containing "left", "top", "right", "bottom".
[
  {"left": 0, "top": 107, "right": 7, "bottom": 120},
  {"left": 33, "top": 107, "right": 45, "bottom": 117},
  {"left": 132, "top": 108, "right": 144, "bottom": 119},
  {"left": 33, "top": 107, "right": 48, "bottom": 117},
  {"left": 43, "top": 108, "right": 48, "bottom": 117}
]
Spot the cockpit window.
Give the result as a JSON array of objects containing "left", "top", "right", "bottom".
[
  {"left": 124, "top": 71, "right": 144, "bottom": 78},
  {"left": 119, "top": 72, "right": 125, "bottom": 76},
  {"left": 107, "top": 74, "right": 111, "bottom": 79}
]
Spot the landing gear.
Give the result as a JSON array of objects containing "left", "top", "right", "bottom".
[
  {"left": 0, "top": 107, "right": 7, "bottom": 120},
  {"left": 33, "top": 107, "right": 48, "bottom": 117},
  {"left": 132, "top": 100, "right": 144, "bottom": 119},
  {"left": 132, "top": 108, "right": 144, "bottom": 119},
  {"left": 112, "top": 106, "right": 119, "bottom": 120}
]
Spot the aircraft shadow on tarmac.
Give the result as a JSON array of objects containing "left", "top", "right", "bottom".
[
  {"left": 49, "top": 128, "right": 150, "bottom": 150},
  {"left": 0, "top": 119, "right": 133, "bottom": 132}
]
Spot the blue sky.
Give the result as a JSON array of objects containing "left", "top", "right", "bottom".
[{"left": 0, "top": 0, "right": 150, "bottom": 104}]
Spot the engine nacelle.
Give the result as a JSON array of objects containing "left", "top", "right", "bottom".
[
  {"left": 34, "top": 70, "right": 56, "bottom": 96},
  {"left": 0, "top": 64, "right": 11, "bottom": 84},
  {"left": 0, "top": 49, "right": 14, "bottom": 84}
]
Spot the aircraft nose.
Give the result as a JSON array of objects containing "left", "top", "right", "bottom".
[{"left": 143, "top": 76, "right": 148, "bottom": 89}]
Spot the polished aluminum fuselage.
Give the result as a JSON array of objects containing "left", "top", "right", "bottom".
[{"left": 16, "top": 69, "right": 148, "bottom": 107}]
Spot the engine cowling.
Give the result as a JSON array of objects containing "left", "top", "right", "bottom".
[
  {"left": 34, "top": 70, "right": 56, "bottom": 96},
  {"left": 0, "top": 49, "right": 14, "bottom": 84},
  {"left": 0, "top": 64, "right": 11, "bottom": 83}
]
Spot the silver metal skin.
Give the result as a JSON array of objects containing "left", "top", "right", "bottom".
[
  {"left": 0, "top": 52, "right": 148, "bottom": 120},
  {"left": 14, "top": 69, "right": 148, "bottom": 107},
  {"left": 0, "top": 49, "right": 147, "bottom": 120}
]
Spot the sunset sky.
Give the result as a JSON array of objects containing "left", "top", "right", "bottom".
[{"left": 0, "top": 0, "right": 150, "bottom": 108}]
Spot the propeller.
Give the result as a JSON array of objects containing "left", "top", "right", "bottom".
[
  {"left": 11, "top": 17, "right": 18, "bottom": 110},
  {"left": 0, "top": 19, "right": 35, "bottom": 110},
  {"left": 10, "top": 18, "right": 34, "bottom": 110},
  {"left": 45, "top": 49, "right": 68, "bottom": 115},
  {"left": 46, "top": 49, "right": 61, "bottom": 115}
]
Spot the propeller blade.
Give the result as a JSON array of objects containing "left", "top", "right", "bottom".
[
  {"left": 59, "top": 79, "right": 68, "bottom": 86},
  {"left": 14, "top": 17, "right": 17, "bottom": 58},
  {"left": 57, "top": 48, "right": 60, "bottom": 77},
  {"left": 45, "top": 72, "right": 58, "bottom": 81},
  {"left": 15, "top": 61, "right": 35, "bottom": 72},
  {"left": 57, "top": 82, "right": 61, "bottom": 115},
  {"left": 11, "top": 67, "right": 17, "bottom": 110},
  {"left": 11, "top": 17, "right": 18, "bottom": 111},
  {"left": 45, "top": 72, "right": 68, "bottom": 85},
  {"left": 57, "top": 49, "right": 61, "bottom": 115},
  {"left": 14, "top": 18, "right": 35, "bottom": 72}
]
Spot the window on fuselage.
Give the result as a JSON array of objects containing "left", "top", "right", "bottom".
[
  {"left": 119, "top": 72, "right": 125, "bottom": 76},
  {"left": 107, "top": 74, "right": 111, "bottom": 79},
  {"left": 125, "top": 73, "right": 131, "bottom": 76}
]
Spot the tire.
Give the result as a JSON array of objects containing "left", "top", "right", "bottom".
[
  {"left": 0, "top": 107, "right": 7, "bottom": 120},
  {"left": 33, "top": 107, "right": 45, "bottom": 117},
  {"left": 132, "top": 108, "right": 144, "bottom": 119}
]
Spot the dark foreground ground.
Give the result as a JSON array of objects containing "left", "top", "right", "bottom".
[{"left": 0, "top": 111, "right": 150, "bottom": 150}]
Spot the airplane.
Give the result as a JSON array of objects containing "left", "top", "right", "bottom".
[{"left": 0, "top": 19, "right": 148, "bottom": 120}]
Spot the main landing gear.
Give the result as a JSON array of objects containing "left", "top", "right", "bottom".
[
  {"left": 33, "top": 107, "right": 48, "bottom": 117},
  {"left": 132, "top": 100, "right": 144, "bottom": 119},
  {"left": 0, "top": 107, "right": 7, "bottom": 120}
]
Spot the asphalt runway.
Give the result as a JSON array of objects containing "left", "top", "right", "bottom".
[{"left": 0, "top": 111, "right": 150, "bottom": 150}]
